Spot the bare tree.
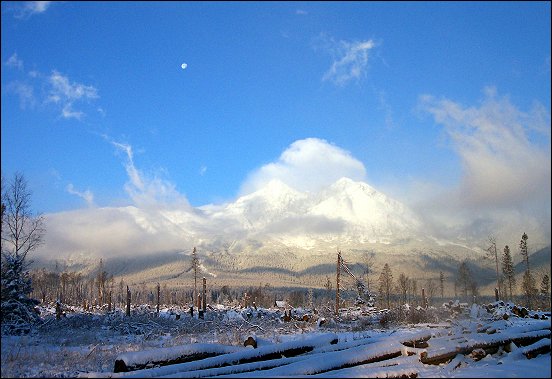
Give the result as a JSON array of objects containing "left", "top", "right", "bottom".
[
  {"left": 324, "top": 275, "right": 333, "bottom": 296},
  {"left": 95, "top": 259, "right": 109, "bottom": 307},
  {"left": 188, "top": 247, "right": 200, "bottom": 306},
  {"left": 1, "top": 173, "right": 45, "bottom": 265},
  {"left": 378, "top": 263, "right": 393, "bottom": 309},
  {"left": 457, "top": 261, "right": 472, "bottom": 303},
  {"left": 539, "top": 274, "right": 550, "bottom": 310},
  {"left": 410, "top": 278, "right": 418, "bottom": 306},
  {"left": 425, "top": 278, "right": 438, "bottom": 306},
  {"left": 362, "top": 251, "right": 376, "bottom": 293},
  {"left": 1, "top": 173, "right": 45, "bottom": 333},
  {"left": 439, "top": 271, "right": 445, "bottom": 301},
  {"left": 486, "top": 236, "right": 500, "bottom": 299},
  {"left": 397, "top": 273, "right": 409, "bottom": 305},
  {"left": 521, "top": 270, "right": 538, "bottom": 309}
]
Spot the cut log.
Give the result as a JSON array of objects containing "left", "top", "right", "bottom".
[
  {"left": 113, "top": 343, "right": 243, "bottom": 372},
  {"left": 420, "top": 329, "right": 551, "bottom": 365},
  {"left": 521, "top": 338, "right": 551, "bottom": 359},
  {"left": 400, "top": 331, "right": 433, "bottom": 348},
  {"left": 119, "top": 333, "right": 339, "bottom": 378},
  {"left": 243, "top": 336, "right": 257, "bottom": 349},
  {"left": 241, "top": 339, "right": 404, "bottom": 377}
]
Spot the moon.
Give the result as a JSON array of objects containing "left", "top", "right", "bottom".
[{"left": 181, "top": 63, "right": 187, "bottom": 70}]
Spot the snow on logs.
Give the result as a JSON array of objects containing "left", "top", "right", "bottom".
[
  {"left": 117, "top": 333, "right": 338, "bottom": 377},
  {"left": 420, "top": 327, "right": 551, "bottom": 365},
  {"left": 113, "top": 343, "right": 243, "bottom": 373}
]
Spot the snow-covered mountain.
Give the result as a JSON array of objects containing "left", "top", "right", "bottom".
[
  {"left": 194, "top": 177, "right": 423, "bottom": 248},
  {"left": 43, "top": 176, "right": 427, "bottom": 258}
]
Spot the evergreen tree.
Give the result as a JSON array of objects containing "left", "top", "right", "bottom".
[
  {"left": 502, "top": 245, "right": 516, "bottom": 301},
  {"left": 1, "top": 254, "right": 40, "bottom": 334},
  {"left": 519, "top": 232, "right": 529, "bottom": 271}
]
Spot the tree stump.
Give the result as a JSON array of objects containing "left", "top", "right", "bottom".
[{"left": 244, "top": 336, "right": 257, "bottom": 348}]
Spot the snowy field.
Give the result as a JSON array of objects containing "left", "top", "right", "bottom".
[{"left": 1, "top": 302, "right": 550, "bottom": 378}]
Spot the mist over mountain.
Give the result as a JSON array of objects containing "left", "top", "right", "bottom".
[{"left": 38, "top": 176, "right": 550, "bottom": 288}]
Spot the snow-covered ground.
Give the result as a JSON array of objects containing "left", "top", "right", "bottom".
[{"left": 1, "top": 302, "right": 550, "bottom": 378}]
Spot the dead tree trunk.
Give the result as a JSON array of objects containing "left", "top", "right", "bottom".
[
  {"left": 156, "top": 282, "right": 160, "bottom": 316},
  {"left": 126, "top": 286, "right": 131, "bottom": 317},
  {"left": 56, "top": 301, "right": 62, "bottom": 320},
  {"left": 336, "top": 251, "right": 341, "bottom": 315},
  {"left": 202, "top": 277, "right": 207, "bottom": 312},
  {"left": 422, "top": 288, "right": 428, "bottom": 309}
]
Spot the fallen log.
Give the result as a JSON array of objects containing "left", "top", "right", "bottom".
[
  {"left": 400, "top": 332, "right": 432, "bottom": 349},
  {"left": 520, "top": 338, "right": 551, "bottom": 359},
  {"left": 134, "top": 338, "right": 391, "bottom": 379},
  {"left": 113, "top": 344, "right": 243, "bottom": 373},
  {"left": 232, "top": 339, "right": 405, "bottom": 377},
  {"left": 243, "top": 336, "right": 257, "bottom": 349},
  {"left": 420, "top": 329, "right": 551, "bottom": 365},
  {"left": 119, "top": 333, "right": 339, "bottom": 378}
]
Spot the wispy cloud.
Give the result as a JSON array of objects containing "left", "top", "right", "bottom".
[
  {"left": 13, "top": 1, "right": 52, "bottom": 19},
  {"left": 5, "top": 67, "right": 100, "bottom": 120},
  {"left": 319, "top": 36, "right": 376, "bottom": 86},
  {"left": 5, "top": 53, "right": 23, "bottom": 70},
  {"left": 375, "top": 88, "right": 395, "bottom": 129},
  {"left": 200, "top": 166, "right": 207, "bottom": 176},
  {"left": 46, "top": 70, "right": 99, "bottom": 120},
  {"left": 241, "top": 138, "right": 366, "bottom": 195},
  {"left": 66, "top": 184, "right": 95, "bottom": 207},
  {"left": 106, "top": 136, "right": 190, "bottom": 208},
  {"left": 295, "top": 9, "right": 308, "bottom": 15},
  {"left": 416, "top": 87, "right": 551, "bottom": 245},
  {"left": 5, "top": 81, "right": 36, "bottom": 109}
]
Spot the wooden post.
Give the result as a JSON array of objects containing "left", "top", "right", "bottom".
[
  {"left": 126, "top": 285, "right": 131, "bottom": 317},
  {"left": 494, "top": 288, "right": 499, "bottom": 302},
  {"left": 198, "top": 294, "right": 204, "bottom": 319},
  {"left": 202, "top": 277, "right": 206, "bottom": 312},
  {"left": 336, "top": 251, "right": 341, "bottom": 316},
  {"left": 108, "top": 291, "right": 112, "bottom": 312},
  {"left": 56, "top": 301, "right": 62, "bottom": 320},
  {"left": 157, "top": 282, "right": 160, "bottom": 316}
]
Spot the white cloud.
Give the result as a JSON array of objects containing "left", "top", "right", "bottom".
[
  {"left": 14, "top": 1, "right": 52, "bottom": 18},
  {"left": 107, "top": 137, "right": 190, "bottom": 209},
  {"left": 66, "top": 184, "right": 94, "bottom": 207},
  {"left": 296, "top": 9, "right": 308, "bottom": 15},
  {"left": 46, "top": 70, "right": 99, "bottom": 119},
  {"left": 240, "top": 138, "right": 367, "bottom": 195},
  {"left": 5, "top": 53, "right": 23, "bottom": 70},
  {"left": 6, "top": 81, "right": 35, "bottom": 109},
  {"left": 320, "top": 37, "right": 376, "bottom": 86},
  {"left": 416, "top": 88, "right": 551, "bottom": 246},
  {"left": 200, "top": 166, "right": 207, "bottom": 176}
]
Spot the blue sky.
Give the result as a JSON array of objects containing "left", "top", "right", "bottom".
[{"left": 2, "top": 2, "right": 551, "bottom": 253}]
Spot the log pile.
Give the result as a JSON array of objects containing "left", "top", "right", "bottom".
[{"left": 109, "top": 307, "right": 551, "bottom": 378}]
